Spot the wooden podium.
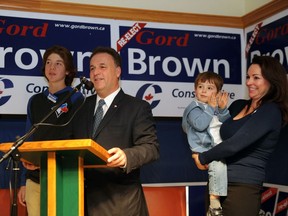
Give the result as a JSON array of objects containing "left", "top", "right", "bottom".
[{"left": 0, "top": 139, "right": 110, "bottom": 216}]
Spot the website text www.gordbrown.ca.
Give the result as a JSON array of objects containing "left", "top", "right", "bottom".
[
  {"left": 54, "top": 23, "right": 106, "bottom": 31},
  {"left": 194, "top": 33, "right": 237, "bottom": 40}
]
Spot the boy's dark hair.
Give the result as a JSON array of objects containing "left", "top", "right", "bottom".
[
  {"left": 42, "top": 45, "right": 76, "bottom": 86},
  {"left": 194, "top": 71, "right": 224, "bottom": 92}
]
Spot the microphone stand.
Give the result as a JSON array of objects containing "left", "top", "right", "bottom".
[
  {"left": 0, "top": 81, "right": 85, "bottom": 216},
  {"left": 6, "top": 149, "right": 21, "bottom": 216}
]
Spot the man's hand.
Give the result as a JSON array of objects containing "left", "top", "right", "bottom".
[{"left": 107, "top": 147, "right": 127, "bottom": 168}]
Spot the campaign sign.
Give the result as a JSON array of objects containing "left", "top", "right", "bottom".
[
  {"left": 0, "top": 15, "right": 110, "bottom": 77},
  {"left": 0, "top": 11, "right": 111, "bottom": 114},
  {"left": 118, "top": 23, "right": 244, "bottom": 117},
  {"left": 246, "top": 14, "right": 288, "bottom": 70},
  {"left": 119, "top": 25, "right": 242, "bottom": 84}
]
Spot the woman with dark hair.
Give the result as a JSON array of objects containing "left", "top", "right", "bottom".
[
  {"left": 193, "top": 55, "right": 288, "bottom": 216},
  {"left": 17, "top": 45, "right": 84, "bottom": 216}
]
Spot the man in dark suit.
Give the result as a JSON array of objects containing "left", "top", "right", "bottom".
[{"left": 73, "top": 47, "right": 160, "bottom": 216}]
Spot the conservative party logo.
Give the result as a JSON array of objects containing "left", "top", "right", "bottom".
[
  {"left": 136, "top": 83, "right": 162, "bottom": 109},
  {"left": 55, "top": 103, "right": 69, "bottom": 118},
  {"left": 0, "top": 77, "right": 14, "bottom": 106}
]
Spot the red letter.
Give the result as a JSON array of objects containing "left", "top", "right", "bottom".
[
  {"left": 0, "top": 19, "right": 6, "bottom": 34},
  {"left": 177, "top": 33, "right": 189, "bottom": 47},
  {"left": 33, "top": 23, "right": 48, "bottom": 37},
  {"left": 135, "top": 30, "right": 154, "bottom": 45}
]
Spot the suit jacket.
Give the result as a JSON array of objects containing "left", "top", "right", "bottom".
[{"left": 73, "top": 89, "right": 160, "bottom": 216}]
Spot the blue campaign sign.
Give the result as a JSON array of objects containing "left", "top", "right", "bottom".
[
  {"left": 0, "top": 12, "right": 112, "bottom": 114},
  {"left": 246, "top": 14, "right": 288, "bottom": 71},
  {"left": 0, "top": 15, "right": 111, "bottom": 78},
  {"left": 119, "top": 26, "right": 242, "bottom": 84}
]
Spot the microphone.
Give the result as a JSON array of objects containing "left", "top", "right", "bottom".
[{"left": 80, "top": 77, "right": 94, "bottom": 90}]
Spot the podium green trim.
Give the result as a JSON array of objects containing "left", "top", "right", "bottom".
[{"left": 0, "top": 139, "right": 109, "bottom": 216}]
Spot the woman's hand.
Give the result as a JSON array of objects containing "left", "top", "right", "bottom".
[{"left": 192, "top": 153, "right": 208, "bottom": 170}]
